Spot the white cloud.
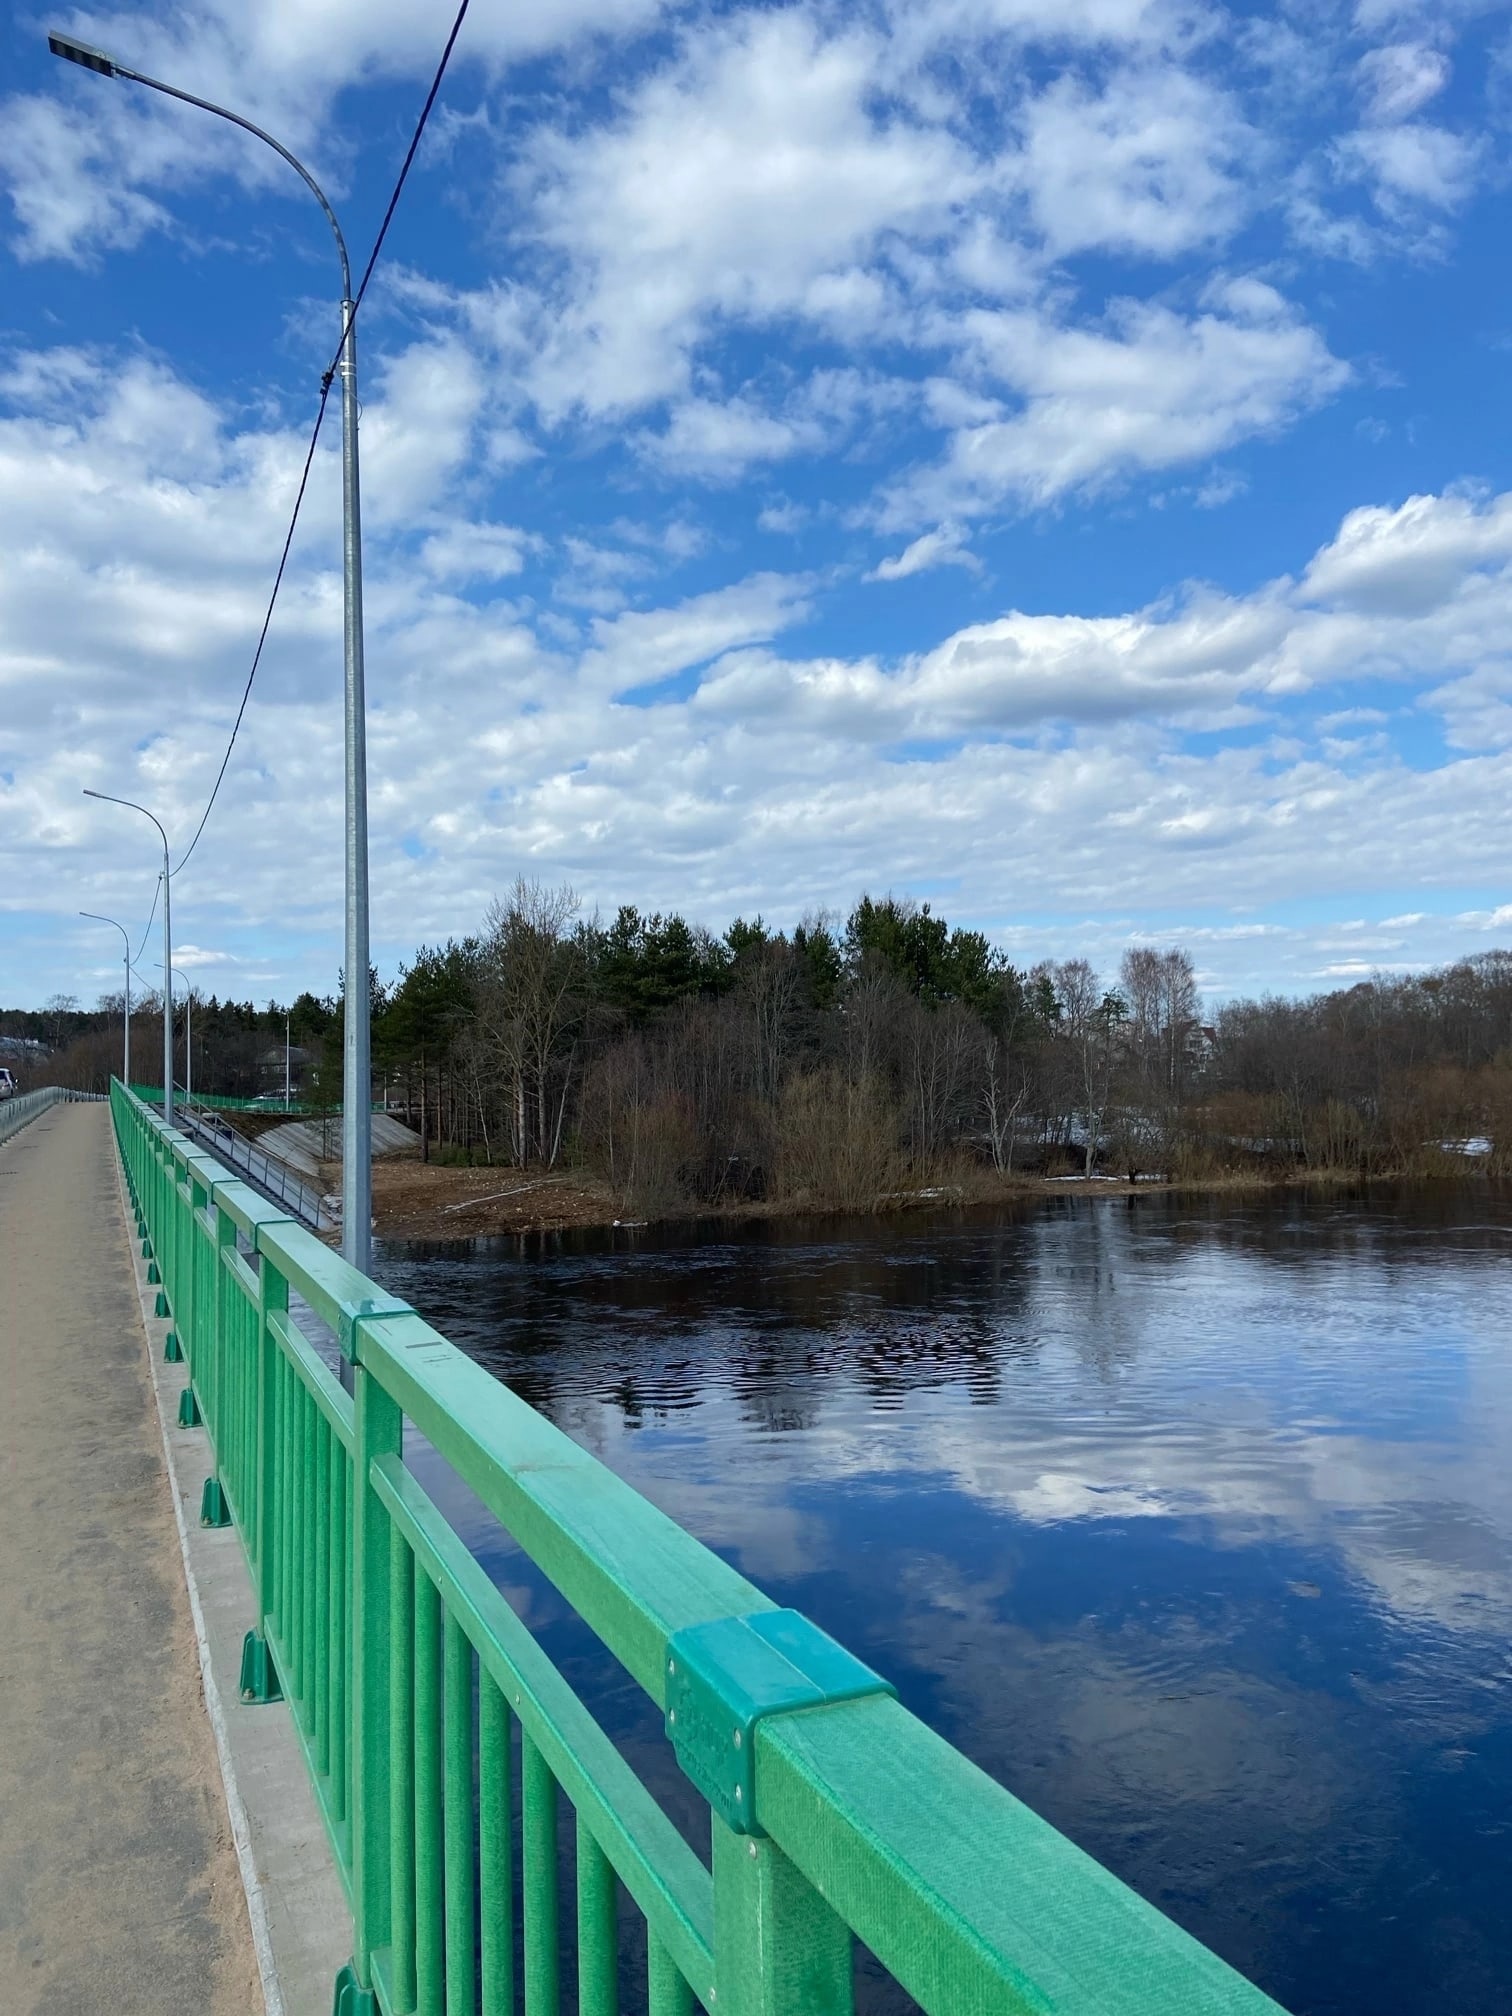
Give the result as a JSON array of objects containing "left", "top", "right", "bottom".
[
  {"left": 1194, "top": 467, "right": 1247, "bottom": 508},
  {"left": 418, "top": 520, "right": 536, "bottom": 582},
  {"left": 7, "top": 0, "right": 1512, "bottom": 1006},
  {"left": 579, "top": 573, "right": 814, "bottom": 697},
  {"left": 515, "top": 9, "right": 975, "bottom": 417},
  {"left": 358, "top": 337, "right": 486, "bottom": 526},
  {"left": 1357, "top": 42, "right": 1451, "bottom": 123},
  {"left": 639, "top": 395, "right": 825, "bottom": 480},
  {"left": 197, "top": 0, "right": 664, "bottom": 78},
  {"left": 9, "top": 341, "right": 1512, "bottom": 1006},
  {"left": 6, "top": 0, "right": 1394, "bottom": 522},
  {"left": 1333, "top": 122, "right": 1483, "bottom": 216},
  {"left": 883, "top": 0, "right": 1192, "bottom": 65},
  {"left": 887, "top": 280, "right": 1346, "bottom": 519},
  {"left": 757, "top": 499, "right": 809, "bottom": 535},
  {"left": 1014, "top": 65, "right": 1254, "bottom": 259},
  {"left": 1298, "top": 489, "right": 1512, "bottom": 613},
  {"left": 699, "top": 485, "right": 1512, "bottom": 753},
  {"left": 866, "top": 523, "right": 979, "bottom": 581},
  {"left": 2, "top": 0, "right": 666, "bottom": 263},
  {"left": 0, "top": 95, "right": 171, "bottom": 262}
]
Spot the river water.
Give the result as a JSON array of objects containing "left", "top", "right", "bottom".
[{"left": 374, "top": 1183, "right": 1512, "bottom": 2016}]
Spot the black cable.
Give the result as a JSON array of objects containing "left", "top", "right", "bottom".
[
  {"left": 339, "top": 0, "right": 473, "bottom": 345},
  {"left": 134, "top": 872, "right": 161, "bottom": 963},
  {"left": 173, "top": 0, "right": 472, "bottom": 875},
  {"left": 172, "top": 379, "right": 333, "bottom": 874}
]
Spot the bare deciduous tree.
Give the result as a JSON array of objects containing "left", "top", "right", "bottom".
[
  {"left": 1054, "top": 960, "right": 1126, "bottom": 1178},
  {"left": 476, "top": 880, "right": 583, "bottom": 1167}
]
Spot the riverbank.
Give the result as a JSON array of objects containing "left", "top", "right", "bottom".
[
  {"left": 369, "top": 1156, "right": 1182, "bottom": 1240},
  {"left": 359, "top": 1150, "right": 1496, "bottom": 1243}
]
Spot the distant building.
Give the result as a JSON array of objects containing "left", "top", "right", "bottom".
[{"left": 260, "top": 1044, "right": 311, "bottom": 1096}]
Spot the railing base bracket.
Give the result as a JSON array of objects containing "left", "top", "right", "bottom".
[
  {"left": 331, "top": 1963, "right": 377, "bottom": 2016},
  {"left": 164, "top": 1331, "right": 183, "bottom": 1363},
  {"left": 200, "top": 1476, "right": 232, "bottom": 1527},
  {"left": 154, "top": 1289, "right": 171, "bottom": 1319},
  {"left": 239, "top": 1631, "right": 283, "bottom": 1704},
  {"left": 147, "top": 1259, "right": 160, "bottom": 1283},
  {"left": 177, "top": 1386, "right": 200, "bottom": 1428}
]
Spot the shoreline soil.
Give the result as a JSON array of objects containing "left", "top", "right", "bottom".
[{"left": 348, "top": 1151, "right": 1499, "bottom": 1244}]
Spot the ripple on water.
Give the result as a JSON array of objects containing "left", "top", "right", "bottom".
[{"left": 377, "top": 1183, "right": 1512, "bottom": 2016}]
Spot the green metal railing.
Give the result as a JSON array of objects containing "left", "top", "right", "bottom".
[
  {"left": 112, "top": 1078, "right": 1289, "bottom": 2016},
  {"left": 129, "top": 1083, "right": 393, "bottom": 1116},
  {"left": 129, "top": 1083, "right": 319, "bottom": 1113}
]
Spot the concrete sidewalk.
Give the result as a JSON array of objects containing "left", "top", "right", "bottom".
[{"left": 0, "top": 1101, "right": 258, "bottom": 2016}]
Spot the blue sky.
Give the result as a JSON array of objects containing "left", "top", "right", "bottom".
[{"left": 3, "top": 0, "right": 1512, "bottom": 1010}]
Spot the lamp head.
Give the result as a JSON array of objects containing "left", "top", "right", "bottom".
[{"left": 48, "top": 33, "right": 118, "bottom": 77}]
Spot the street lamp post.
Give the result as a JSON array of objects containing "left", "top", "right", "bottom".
[
  {"left": 158, "top": 965, "right": 194, "bottom": 1105},
  {"left": 79, "top": 911, "right": 131, "bottom": 1084},
  {"left": 52, "top": 31, "right": 373, "bottom": 1270},
  {"left": 82, "top": 793, "right": 172, "bottom": 1124}
]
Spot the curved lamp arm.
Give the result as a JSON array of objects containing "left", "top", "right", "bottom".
[
  {"left": 79, "top": 909, "right": 129, "bottom": 962},
  {"left": 82, "top": 786, "right": 169, "bottom": 861},
  {"left": 82, "top": 787, "right": 174, "bottom": 1122},
  {"left": 48, "top": 33, "right": 352, "bottom": 299}
]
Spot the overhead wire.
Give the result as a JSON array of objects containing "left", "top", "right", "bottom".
[
  {"left": 171, "top": 380, "right": 334, "bottom": 874},
  {"left": 133, "top": 872, "right": 162, "bottom": 964},
  {"left": 169, "top": 0, "right": 473, "bottom": 879},
  {"left": 337, "top": 0, "right": 473, "bottom": 359}
]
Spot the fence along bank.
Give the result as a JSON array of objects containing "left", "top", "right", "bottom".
[{"left": 113, "top": 1077, "right": 1289, "bottom": 2016}]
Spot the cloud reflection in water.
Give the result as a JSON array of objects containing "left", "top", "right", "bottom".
[{"left": 378, "top": 1185, "right": 1512, "bottom": 2016}]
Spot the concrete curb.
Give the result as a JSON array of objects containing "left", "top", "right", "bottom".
[{"left": 112, "top": 1136, "right": 349, "bottom": 2016}]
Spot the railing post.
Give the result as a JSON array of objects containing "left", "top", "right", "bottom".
[
  {"left": 711, "top": 1817, "right": 853, "bottom": 2016},
  {"left": 666, "top": 1610, "right": 887, "bottom": 2016},
  {"left": 240, "top": 1233, "right": 287, "bottom": 1704},
  {"left": 350, "top": 1345, "right": 401, "bottom": 1999},
  {"left": 205, "top": 1197, "right": 238, "bottom": 1518},
  {"left": 187, "top": 1157, "right": 212, "bottom": 1418}
]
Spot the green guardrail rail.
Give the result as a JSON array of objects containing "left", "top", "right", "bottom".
[
  {"left": 129, "top": 1085, "right": 395, "bottom": 1117},
  {"left": 112, "top": 1078, "right": 1291, "bottom": 2016},
  {"left": 129, "top": 1083, "right": 321, "bottom": 1114}
]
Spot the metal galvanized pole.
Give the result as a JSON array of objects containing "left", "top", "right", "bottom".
[
  {"left": 81, "top": 797, "right": 171, "bottom": 1121},
  {"left": 340, "top": 299, "right": 372, "bottom": 1274},
  {"left": 51, "top": 45, "right": 369, "bottom": 1256},
  {"left": 159, "top": 963, "right": 192, "bottom": 1103},
  {"left": 79, "top": 910, "right": 132, "bottom": 1085},
  {"left": 162, "top": 860, "right": 174, "bottom": 1128},
  {"left": 179, "top": 972, "right": 192, "bottom": 1104}
]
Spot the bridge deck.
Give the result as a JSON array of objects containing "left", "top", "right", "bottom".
[{"left": 0, "top": 1101, "right": 258, "bottom": 2015}]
